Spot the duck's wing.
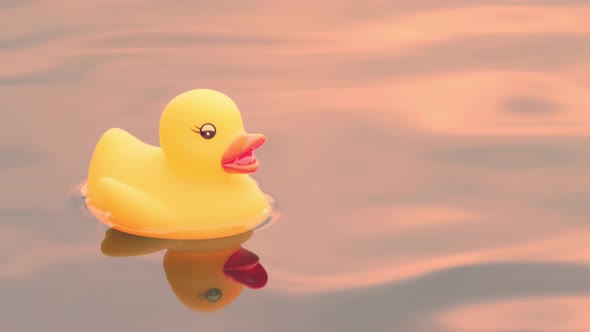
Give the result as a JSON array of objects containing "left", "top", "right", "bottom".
[
  {"left": 98, "top": 177, "right": 176, "bottom": 232},
  {"left": 87, "top": 128, "right": 159, "bottom": 203},
  {"left": 90, "top": 128, "right": 156, "bottom": 168}
]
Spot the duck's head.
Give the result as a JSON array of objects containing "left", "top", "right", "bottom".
[{"left": 159, "top": 89, "right": 265, "bottom": 176}]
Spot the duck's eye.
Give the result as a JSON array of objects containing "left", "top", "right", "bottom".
[
  {"left": 199, "top": 123, "right": 216, "bottom": 139},
  {"left": 205, "top": 288, "right": 222, "bottom": 302}
]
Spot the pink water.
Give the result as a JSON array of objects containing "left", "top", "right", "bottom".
[{"left": 2, "top": 1, "right": 590, "bottom": 331}]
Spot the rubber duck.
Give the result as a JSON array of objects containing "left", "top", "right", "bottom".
[
  {"left": 84, "top": 89, "right": 271, "bottom": 240},
  {"left": 101, "top": 228, "right": 268, "bottom": 312}
]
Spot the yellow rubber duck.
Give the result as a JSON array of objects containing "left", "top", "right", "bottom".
[
  {"left": 101, "top": 228, "right": 268, "bottom": 312},
  {"left": 84, "top": 89, "right": 271, "bottom": 240}
]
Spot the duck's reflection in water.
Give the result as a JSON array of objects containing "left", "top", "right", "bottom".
[{"left": 100, "top": 229, "right": 268, "bottom": 312}]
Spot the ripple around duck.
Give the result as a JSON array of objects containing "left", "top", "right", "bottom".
[{"left": 74, "top": 179, "right": 280, "bottom": 239}]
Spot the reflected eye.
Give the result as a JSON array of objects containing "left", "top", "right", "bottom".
[
  {"left": 201, "top": 288, "right": 222, "bottom": 303},
  {"left": 199, "top": 123, "right": 216, "bottom": 139}
]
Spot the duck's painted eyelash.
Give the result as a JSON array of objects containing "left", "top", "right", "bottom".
[{"left": 191, "top": 125, "right": 201, "bottom": 133}]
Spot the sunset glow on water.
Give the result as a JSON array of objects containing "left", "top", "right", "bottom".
[{"left": 1, "top": 1, "right": 590, "bottom": 331}]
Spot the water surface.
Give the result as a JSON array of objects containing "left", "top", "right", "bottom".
[{"left": 2, "top": 1, "right": 590, "bottom": 331}]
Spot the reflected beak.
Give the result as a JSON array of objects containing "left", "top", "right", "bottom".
[
  {"left": 223, "top": 248, "right": 268, "bottom": 289},
  {"left": 221, "top": 133, "right": 266, "bottom": 174}
]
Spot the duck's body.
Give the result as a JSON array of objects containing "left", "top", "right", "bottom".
[{"left": 84, "top": 89, "right": 271, "bottom": 239}]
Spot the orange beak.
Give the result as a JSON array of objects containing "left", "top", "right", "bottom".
[{"left": 221, "top": 133, "right": 266, "bottom": 174}]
